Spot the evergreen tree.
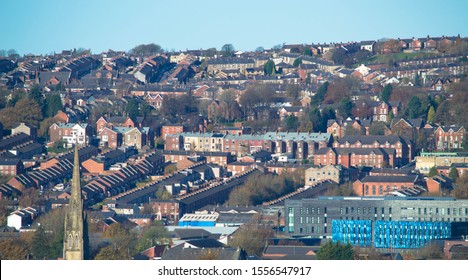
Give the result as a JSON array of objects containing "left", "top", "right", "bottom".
[
  {"left": 263, "top": 60, "right": 276, "bottom": 76},
  {"left": 449, "top": 167, "right": 459, "bottom": 180},
  {"left": 388, "top": 110, "right": 394, "bottom": 124},
  {"left": 428, "top": 166, "right": 438, "bottom": 177},
  {"left": 31, "top": 226, "right": 50, "bottom": 259},
  {"left": 29, "top": 84, "right": 43, "bottom": 105},
  {"left": 427, "top": 106, "right": 436, "bottom": 123},
  {"left": 44, "top": 94, "right": 63, "bottom": 118},
  {"left": 316, "top": 241, "right": 354, "bottom": 260},
  {"left": 381, "top": 84, "right": 393, "bottom": 103},
  {"left": 311, "top": 82, "right": 329, "bottom": 107},
  {"left": 293, "top": 58, "right": 303, "bottom": 67},
  {"left": 126, "top": 98, "right": 139, "bottom": 121}
]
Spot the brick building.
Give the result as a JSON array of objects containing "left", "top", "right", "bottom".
[
  {"left": 434, "top": 125, "right": 466, "bottom": 151},
  {"left": 161, "top": 125, "right": 185, "bottom": 139},
  {"left": 314, "top": 147, "right": 395, "bottom": 168},
  {"left": 353, "top": 175, "right": 419, "bottom": 196},
  {"left": 333, "top": 135, "right": 412, "bottom": 165},
  {"left": 49, "top": 123, "right": 92, "bottom": 147},
  {"left": 0, "top": 158, "right": 25, "bottom": 176}
]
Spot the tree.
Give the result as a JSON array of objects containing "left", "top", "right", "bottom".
[
  {"left": 130, "top": 43, "right": 162, "bottom": 56},
  {"left": 302, "top": 48, "right": 313, "bottom": 56},
  {"left": 255, "top": 46, "right": 264, "bottom": 53},
  {"left": 156, "top": 187, "right": 172, "bottom": 200},
  {"left": 405, "top": 96, "right": 423, "bottom": 119},
  {"left": 369, "top": 122, "right": 387, "bottom": 135},
  {"left": 414, "top": 73, "right": 422, "bottom": 87},
  {"left": 94, "top": 244, "right": 130, "bottom": 260},
  {"left": 283, "top": 115, "right": 299, "bottom": 131},
  {"left": 293, "top": 58, "right": 302, "bottom": 67},
  {"left": 452, "top": 173, "right": 468, "bottom": 199},
  {"left": 381, "top": 39, "right": 400, "bottom": 54},
  {"left": 427, "top": 106, "right": 436, "bottom": 123},
  {"left": 272, "top": 44, "right": 282, "bottom": 50},
  {"left": 381, "top": 84, "right": 393, "bottom": 103},
  {"left": 388, "top": 110, "right": 394, "bottom": 124},
  {"left": 0, "top": 238, "right": 30, "bottom": 260},
  {"left": 43, "top": 94, "right": 63, "bottom": 118},
  {"left": 164, "top": 164, "right": 177, "bottom": 175},
  {"left": 331, "top": 48, "right": 348, "bottom": 65},
  {"left": 263, "top": 60, "right": 276, "bottom": 76},
  {"left": 31, "top": 226, "right": 49, "bottom": 259},
  {"left": 136, "top": 221, "right": 170, "bottom": 252},
  {"left": 311, "top": 82, "right": 328, "bottom": 107},
  {"left": 33, "top": 208, "right": 66, "bottom": 259},
  {"left": 337, "top": 97, "right": 353, "bottom": 118},
  {"left": 285, "top": 84, "right": 300, "bottom": 100},
  {"left": 19, "top": 188, "right": 45, "bottom": 208},
  {"left": 29, "top": 84, "right": 43, "bottom": 105},
  {"left": 316, "top": 240, "right": 354, "bottom": 260},
  {"left": 221, "top": 44, "right": 235, "bottom": 57},
  {"left": 428, "top": 166, "right": 438, "bottom": 177},
  {"left": 228, "top": 222, "right": 274, "bottom": 256},
  {"left": 126, "top": 98, "right": 139, "bottom": 121},
  {"left": 417, "top": 243, "right": 444, "bottom": 260},
  {"left": 449, "top": 167, "right": 459, "bottom": 180},
  {"left": 0, "top": 97, "right": 43, "bottom": 128}
]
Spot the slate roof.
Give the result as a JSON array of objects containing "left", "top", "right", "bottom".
[
  {"left": 173, "top": 228, "right": 212, "bottom": 240},
  {"left": 184, "top": 238, "right": 226, "bottom": 248},
  {"left": 162, "top": 246, "right": 247, "bottom": 260},
  {"left": 360, "top": 175, "right": 419, "bottom": 183},
  {"left": 336, "top": 135, "right": 406, "bottom": 145}
]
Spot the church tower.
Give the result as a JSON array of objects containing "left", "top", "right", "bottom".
[{"left": 63, "top": 143, "right": 85, "bottom": 260}]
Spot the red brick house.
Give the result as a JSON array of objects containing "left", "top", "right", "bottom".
[
  {"left": 333, "top": 135, "right": 412, "bottom": 165},
  {"left": 149, "top": 199, "right": 181, "bottom": 222},
  {"left": 353, "top": 175, "right": 419, "bottom": 196},
  {"left": 98, "top": 127, "right": 122, "bottom": 149},
  {"left": 434, "top": 125, "right": 466, "bottom": 151},
  {"left": 426, "top": 175, "right": 453, "bottom": 194},
  {"left": 161, "top": 125, "right": 185, "bottom": 139},
  {"left": 145, "top": 93, "right": 164, "bottom": 110},
  {"left": 0, "top": 158, "right": 25, "bottom": 176},
  {"left": 314, "top": 147, "right": 394, "bottom": 168},
  {"left": 370, "top": 101, "right": 400, "bottom": 123},
  {"left": 409, "top": 38, "right": 423, "bottom": 51},
  {"left": 96, "top": 116, "right": 135, "bottom": 134},
  {"left": 165, "top": 135, "right": 183, "bottom": 151}
]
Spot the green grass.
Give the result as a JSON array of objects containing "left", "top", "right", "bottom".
[{"left": 359, "top": 52, "right": 440, "bottom": 66}]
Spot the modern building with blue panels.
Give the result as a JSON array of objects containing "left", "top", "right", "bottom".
[
  {"left": 374, "top": 221, "right": 451, "bottom": 248},
  {"left": 332, "top": 220, "right": 372, "bottom": 247},
  {"left": 285, "top": 196, "right": 468, "bottom": 248}
]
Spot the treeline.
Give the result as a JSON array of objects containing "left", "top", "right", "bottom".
[
  {"left": 0, "top": 84, "right": 62, "bottom": 135},
  {"left": 227, "top": 171, "right": 304, "bottom": 206}
]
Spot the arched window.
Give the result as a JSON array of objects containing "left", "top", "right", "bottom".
[
  {"left": 67, "top": 234, "right": 73, "bottom": 249},
  {"left": 372, "top": 185, "right": 376, "bottom": 195}
]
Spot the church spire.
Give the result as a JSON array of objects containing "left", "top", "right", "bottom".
[{"left": 63, "top": 141, "right": 85, "bottom": 260}]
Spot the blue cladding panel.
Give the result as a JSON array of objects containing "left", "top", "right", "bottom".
[
  {"left": 374, "top": 221, "right": 451, "bottom": 249},
  {"left": 332, "top": 220, "right": 373, "bottom": 247}
]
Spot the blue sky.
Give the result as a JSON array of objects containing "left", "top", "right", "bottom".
[{"left": 1, "top": 0, "right": 467, "bottom": 55}]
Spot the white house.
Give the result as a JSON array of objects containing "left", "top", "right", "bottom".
[{"left": 7, "top": 207, "right": 38, "bottom": 230}]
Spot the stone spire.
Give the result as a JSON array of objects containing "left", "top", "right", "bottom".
[{"left": 63, "top": 142, "right": 85, "bottom": 260}]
